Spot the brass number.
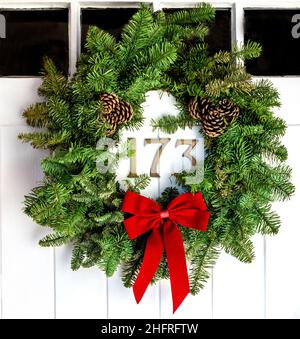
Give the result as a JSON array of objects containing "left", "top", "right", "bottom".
[
  {"left": 175, "top": 139, "right": 198, "bottom": 167},
  {"left": 128, "top": 138, "right": 138, "bottom": 178},
  {"left": 128, "top": 138, "right": 198, "bottom": 178},
  {"left": 144, "top": 138, "right": 171, "bottom": 177}
]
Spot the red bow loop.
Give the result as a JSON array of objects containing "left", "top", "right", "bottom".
[{"left": 121, "top": 191, "right": 210, "bottom": 313}]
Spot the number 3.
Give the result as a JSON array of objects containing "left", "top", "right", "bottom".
[{"left": 175, "top": 139, "right": 197, "bottom": 167}]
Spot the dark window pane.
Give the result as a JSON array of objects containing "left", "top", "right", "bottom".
[
  {"left": 0, "top": 10, "right": 69, "bottom": 76},
  {"left": 245, "top": 10, "right": 300, "bottom": 75},
  {"left": 206, "top": 9, "right": 231, "bottom": 54},
  {"left": 163, "top": 8, "right": 232, "bottom": 54},
  {"left": 81, "top": 8, "right": 139, "bottom": 49}
]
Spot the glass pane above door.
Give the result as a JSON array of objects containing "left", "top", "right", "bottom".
[
  {"left": 245, "top": 10, "right": 300, "bottom": 76},
  {"left": 0, "top": 9, "right": 69, "bottom": 77},
  {"left": 81, "top": 8, "right": 139, "bottom": 50},
  {"left": 162, "top": 8, "right": 232, "bottom": 54}
]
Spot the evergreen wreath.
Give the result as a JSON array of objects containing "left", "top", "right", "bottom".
[{"left": 19, "top": 4, "right": 294, "bottom": 297}]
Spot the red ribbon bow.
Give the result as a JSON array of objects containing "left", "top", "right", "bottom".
[{"left": 121, "top": 191, "right": 210, "bottom": 313}]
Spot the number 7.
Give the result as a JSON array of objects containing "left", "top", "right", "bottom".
[{"left": 144, "top": 138, "right": 171, "bottom": 177}]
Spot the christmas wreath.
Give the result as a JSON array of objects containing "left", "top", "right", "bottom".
[{"left": 19, "top": 4, "right": 294, "bottom": 312}]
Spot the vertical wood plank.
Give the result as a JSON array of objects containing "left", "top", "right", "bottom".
[
  {"left": 1, "top": 127, "right": 55, "bottom": 319},
  {"left": 55, "top": 247, "right": 108, "bottom": 319},
  {"left": 0, "top": 78, "right": 54, "bottom": 319},
  {"left": 0, "top": 129, "right": 2, "bottom": 320},
  {"left": 212, "top": 236, "right": 265, "bottom": 319},
  {"left": 55, "top": 1, "right": 108, "bottom": 320},
  {"left": 151, "top": 92, "right": 212, "bottom": 318},
  {"left": 266, "top": 126, "right": 300, "bottom": 319},
  {"left": 169, "top": 127, "right": 212, "bottom": 319},
  {"left": 0, "top": 79, "right": 43, "bottom": 126},
  {"left": 264, "top": 78, "right": 300, "bottom": 126},
  {"left": 210, "top": 0, "right": 264, "bottom": 320},
  {"left": 108, "top": 91, "right": 161, "bottom": 319}
]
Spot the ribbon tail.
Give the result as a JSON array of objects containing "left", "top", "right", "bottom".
[
  {"left": 164, "top": 220, "right": 190, "bottom": 313},
  {"left": 133, "top": 227, "right": 164, "bottom": 304}
]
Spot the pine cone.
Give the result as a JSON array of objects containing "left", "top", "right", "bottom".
[
  {"left": 99, "top": 93, "right": 133, "bottom": 136},
  {"left": 188, "top": 98, "right": 213, "bottom": 120},
  {"left": 100, "top": 93, "right": 119, "bottom": 115},
  {"left": 188, "top": 97, "right": 240, "bottom": 138},
  {"left": 218, "top": 99, "right": 240, "bottom": 121},
  {"left": 115, "top": 100, "right": 133, "bottom": 124}
]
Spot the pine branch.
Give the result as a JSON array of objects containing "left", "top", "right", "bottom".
[
  {"left": 151, "top": 113, "right": 193, "bottom": 134},
  {"left": 167, "top": 4, "right": 215, "bottom": 26},
  {"left": 39, "top": 232, "right": 71, "bottom": 247},
  {"left": 22, "top": 103, "right": 49, "bottom": 128},
  {"left": 99, "top": 225, "right": 133, "bottom": 277},
  {"left": 122, "top": 251, "right": 143, "bottom": 288},
  {"left": 119, "top": 5, "right": 154, "bottom": 71},
  {"left": 233, "top": 41, "right": 262, "bottom": 60},
  {"left": 189, "top": 240, "right": 219, "bottom": 295},
  {"left": 124, "top": 174, "right": 150, "bottom": 193},
  {"left": 47, "top": 97, "right": 72, "bottom": 131},
  {"left": 254, "top": 204, "right": 281, "bottom": 235},
  {"left": 93, "top": 212, "right": 124, "bottom": 226},
  {"left": 85, "top": 26, "right": 117, "bottom": 56},
  {"left": 18, "top": 131, "right": 69, "bottom": 149},
  {"left": 223, "top": 237, "right": 255, "bottom": 263},
  {"left": 38, "top": 57, "right": 69, "bottom": 99},
  {"left": 71, "top": 243, "right": 85, "bottom": 270}
]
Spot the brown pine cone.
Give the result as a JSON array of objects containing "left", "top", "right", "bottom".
[
  {"left": 115, "top": 100, "right": 133, "bottom": 123},
  {"left": 188, "top": 97, "right": 240, "bottom": 138},
  {"left": 188, "top": 98, "right": 213, "bottom": 120},
  {"left": 100, "top": 93, "right": 119, "bottom": 115},
  {"left": 218, "top": 99, "right": 240, "bottom": 121},
  {"left": 201, "top": 108, "right": 227, "bottom": 138},
  {"left": 99, "top": 92, "right": 133, "bottom": 136}
]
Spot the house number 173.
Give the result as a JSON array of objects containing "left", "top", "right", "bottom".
[{"left": 128, "top": 138, "right": 198, "bottom": 178}]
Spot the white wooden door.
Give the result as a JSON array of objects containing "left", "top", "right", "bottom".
[{"left": 0, "top": 0, "right": 300, "bottom": 319}]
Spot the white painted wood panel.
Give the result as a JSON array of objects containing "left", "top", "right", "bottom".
[
  {"left": 1, "top": 88, "right": 299, "bottom": 318},
  {"left": 0, "top": 79, "right": 43, "bottom": 126},
  {"left": 110, "top": 92, "right": 161, "bottom": 319},
  {"left": 0, "top": 79, "right": 55, "bottom": 319},
  {"left": 168, "top": 128, "right": 212, "bottom": 319},
  {"left": 113, "top": 91, "right": 209, "bottom": 318},
  {"left": 263, "top": 78, "right": 300, "bottom": 126},
  {"left": 0, "top": 0, "right": 300, "bottom": 320},
  {"left": 265, "top": 126, "right": 300, "bottom": 319},
  {"left": 157, "top": 103, "right": 212, "bottom": 319},
  {"left": 213, "top": 236, "right": 265, "bottom": 319},
  {"left": 0, "top": 126, "right": 54, "bottom": 319},
  {"left": 55, "top": 247, "right": 108, "bottom": 319}
]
